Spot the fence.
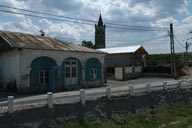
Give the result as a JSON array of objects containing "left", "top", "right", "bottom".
[{"left": 0, "top": 79, "right": 192, "bottom": 114}]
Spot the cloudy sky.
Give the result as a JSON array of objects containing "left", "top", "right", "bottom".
[{"left": 0, "top": 0, "right": 191, "bottom": 54}]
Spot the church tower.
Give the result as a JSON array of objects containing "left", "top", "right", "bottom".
[{"left": 95, "top": 14, "right": 106, "bottom": 49}]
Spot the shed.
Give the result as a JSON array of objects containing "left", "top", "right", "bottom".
[
  {"left": 0, "top": 30, "right": 106, "bottom": 92},
  {"left": 99, "top": 45, "right": 148, "bottom": 80}
]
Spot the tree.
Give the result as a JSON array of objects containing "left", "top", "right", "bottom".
[
  {"left": 82, "top": 41, "right": 94, "bottom": 48},
  {"left": 146, "top": 53, "right": 187, "bottom": 68}
]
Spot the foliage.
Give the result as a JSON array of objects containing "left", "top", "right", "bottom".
[
  {"left": 82, "top": 41, "right": 95, "bottom": 49},
  {"left": 60, "top": 102, "right": 192, "bottom": 128},
  {"left": 146, "top": 53, "right": 187, "bottom": 68},
  {"left": 146, "top": 54, "right": 170, "bottom": 67}
]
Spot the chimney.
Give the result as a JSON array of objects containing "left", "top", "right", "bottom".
[{"left": 39, "top": 29, "right": 45, "bottom": 36}]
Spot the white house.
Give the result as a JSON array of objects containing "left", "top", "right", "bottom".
[{"left": 0, "top": 30, "right": 106, "bottom": 92}]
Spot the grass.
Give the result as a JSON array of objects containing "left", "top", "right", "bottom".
[{"left": 60, "top": 102, "right": 192, "bottom": 128}]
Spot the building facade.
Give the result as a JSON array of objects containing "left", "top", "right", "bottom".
[{"left": 0, "top": 31, "right": 106, "bottom": 92}]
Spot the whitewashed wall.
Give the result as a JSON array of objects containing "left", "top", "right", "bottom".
[
  {"left": 20, "top": 49, "right": 106, "bottom": 88},
  {"left": 0, "top": 48, "right": 105, "bottom": 90},
  {"left": 0, "top": 49, "right": 20, "bottom": 87}
]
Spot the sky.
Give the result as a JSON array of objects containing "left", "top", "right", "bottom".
[{"left": 0, "top": 0, "right": 191, "bottom": 54}]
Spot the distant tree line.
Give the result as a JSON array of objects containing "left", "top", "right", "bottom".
[{"left": 146, "top": 53, "right": 187, "bottom": 68}]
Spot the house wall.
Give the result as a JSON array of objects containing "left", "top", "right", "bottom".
[
  {"left": 0, "top": 49, "right": 21, "bottom": 88},
  {"left": 105, "top": 53, "right": 144, "bottom": 80},
  {"left": 105, "top": 53, "right": 143, "bottom": 68},
  {"left": 18, "top": 48, "right": 105, "bottom": 91}
]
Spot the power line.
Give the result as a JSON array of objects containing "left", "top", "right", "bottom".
[
  {"left": 0, "top": 9, "right": 93, "bottom": 26},
  {"left": 174, "top": 36, "right": 185, "bottom": 48},
  {"left": 106, "top": 38, "right": 169, "bottom": 43},
  {"left": 0, "top": 4, "right": 95, "bottom": 23},
  {"left": 54, "top": 34, "right": 170, "bottom": 45},
  {"left": 106, "top": 22, "right": 167, "bottom": 30},
  {"left": 0, "top": 9, "right": 167, "bottom": 32},
  {"left": 107, "top": 25, "right": 166, "bottom": 31},
  {"left": 138, "top": 35, "right": 169, "bottom": 43},
  {"left": 174, "top": 40, "right": 183, "bottom": 52},
  {"left": 0, "top": 4, "right": 168, "bottom": 31}
]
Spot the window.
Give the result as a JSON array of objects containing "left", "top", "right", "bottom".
[
  {"left": 65, "top": 67, "right": 70, "bottom": 78},
  {"left": 65, "top": 60, "right": 70, "bottom": 65},
  {"left": 90, "top": 68, "right": 97, "bottom": 80},
  {"left": 72, "top": 67, "right": 77, "bottom": 77},
  {"left": 71, "top": 61, "right": 77, "bottom": 65},
  {"left": 39, "top": 70, "right": 49, "bottom": 84},
  {"left": 64, "top": 60, "right": 77, "bottom": 78}
]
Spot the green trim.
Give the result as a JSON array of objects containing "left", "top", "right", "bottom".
[
  {"left": 85, "top": 58, "right": 102, "bottom": 81},
  {"left": 30, "top": 56, "right": 57, "bottom": 87}
]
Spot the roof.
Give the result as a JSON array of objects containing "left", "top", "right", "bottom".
[
  {"left": 0, "top": 30, "right": 105, "bottom": 54},
  {"left": 98, "top": 45, "right": 148, "bottom": 54}
]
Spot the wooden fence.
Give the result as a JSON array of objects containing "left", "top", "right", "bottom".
[{"left": 0, "top": 80, "right": 192, "bottom": 114}]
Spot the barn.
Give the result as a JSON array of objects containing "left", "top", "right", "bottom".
[
  {"left": 99, "top": 45, "right": 148, "bottom": 80},
  {"left": 0, "top": 30, "right": 106, "bottom": 92}
]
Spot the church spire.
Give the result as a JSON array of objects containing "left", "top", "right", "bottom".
[
  {"left": 98, "top": 13, "right": 103, "bottom": 26},
  {"left": 95, "top": 13, "right": 106, "bottom": 49}
]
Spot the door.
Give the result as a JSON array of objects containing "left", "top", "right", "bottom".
[{"left": 65, "top": 60, "right": 78, "bottom": 85}]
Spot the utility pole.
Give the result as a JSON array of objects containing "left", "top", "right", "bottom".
[
  {"left": 185, "top": 41, "right": 191, "bottom": 65},
  {"left": 185, "top": 42, "right": 189, "bottom": 55},
  {"left": 186, "top": 42, "right": 188, "bottom": 53},
  {"left": 169, "top": 23, "right": 177, "bottom": 78}
]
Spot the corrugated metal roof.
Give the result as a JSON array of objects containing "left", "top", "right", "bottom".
[
  {"left": 99, "top": 45, "right": 148, "bottom": 54},
  {"left": 0, "top": 30, "right": 105, "bottom": 54}
]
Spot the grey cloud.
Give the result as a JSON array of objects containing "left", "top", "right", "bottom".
[
  {"left": 129, "top": 0, "right": 188, "bottom": 19},
  {"left": 41, "top": 0, "right": 83, "bottom": 12},
  {"left": 152, "top": 0, "right": 188, "bottom": 18},
  {"left": 129, "top": 0, "right": 151, "bottom": 6}
]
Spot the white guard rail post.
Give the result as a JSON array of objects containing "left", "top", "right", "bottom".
[
  {"left": 106, "top": 86, "right": 111, "bottom": 99},
  {"left": 146, "top": 83, "right": 151, "bottom": 93},
  {"left": 163, "top": 81, "right": 167, "bottom": 90},
  {"left": 177, "top": 80, "right": 182, "bottom": 89},
  {"left": 80, "top": 89, "right": 86, "bottom": 107},
  {"left": 47, "top": 92, "right": 53, "bottom": 109},
  {"left": 129, "top": 85, "right": 134, "bottom": 96},
  {"left": 8, "top": 96, "right": 14, "bottom": 114}
]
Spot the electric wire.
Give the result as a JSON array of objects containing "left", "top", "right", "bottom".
[
  {"left": 174, "top": 36, "right": 185, "bottom": 48},
  {"left": 107, "top": 25, "right": 165, "bottom": 31},
  {"left": 0, "top": 4, "right": 168, "bottom": 31},
  {"left": 138, "top": 35, "right": 169, "bottom": 43},
  {"left": 0, "top": 4, "right": 96, "bottom": 23},
  {"left": 0, "top": 9, "right": 94, "bottom": 26}
]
